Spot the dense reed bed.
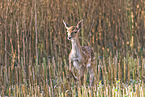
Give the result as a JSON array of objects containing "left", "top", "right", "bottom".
[{"left": 0, "top": 0, "right": 145, "bottom": 96}]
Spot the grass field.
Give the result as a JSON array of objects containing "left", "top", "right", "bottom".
[
  {"left": 0, "top": 0, "right": 145, "bottom": 96},
  {"left": 0, "top": 55, "right": 145, "bottom": 96}
]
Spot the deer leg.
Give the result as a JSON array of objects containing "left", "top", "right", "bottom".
[
  {"left": 68, "top": 69, "right": 78, "bottom": 81},
  {"left": 68, "top": 58, "right": 78, "bottom": 81},
  {"left": 88, "top": 66, "right": 94, "bottom": 86},
  {"left": 79, "top": 65, "right": 86, "bottom": 84}
]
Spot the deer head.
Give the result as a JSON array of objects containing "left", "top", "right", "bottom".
[{"left": 63, "top": 20, "right": 83, "bottom": 40}]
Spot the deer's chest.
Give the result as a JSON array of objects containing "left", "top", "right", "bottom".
[{"left": 70, "top": 51, "right": 84, "bottom": 69}]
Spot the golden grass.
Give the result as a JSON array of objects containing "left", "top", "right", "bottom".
[{"left": 0, "top": 0, "right": 145, "bottom": 96}]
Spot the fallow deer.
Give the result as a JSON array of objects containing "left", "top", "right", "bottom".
[{"left": 63, "top": 20, "right": 95, "bottom": 85}]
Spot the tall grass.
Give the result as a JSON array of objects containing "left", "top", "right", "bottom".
[{"left": 0, "top": 0, "right": 145, "bottom": 96}]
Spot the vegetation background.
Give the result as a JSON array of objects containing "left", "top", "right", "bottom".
[{"left": 0, "top": 0, "right": 145, "bottom": 96}]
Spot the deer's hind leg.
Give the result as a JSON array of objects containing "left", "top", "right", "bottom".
[
  {"left": 88, "top": 60, "right": 95, "bottom": 86},
  {"left": 88, "top": 66, "right": 94, "bottom": 86},
  {"left": 87, "top": 58, "right": 95, "bottom": 86}
]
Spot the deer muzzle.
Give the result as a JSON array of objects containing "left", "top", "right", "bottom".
[{"left": 67, "top": 36, "right": 72, "bottom": 40}]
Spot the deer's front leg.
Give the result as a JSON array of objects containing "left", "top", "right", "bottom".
[{"left": 68, "top": 58, "right": 78, "bottom": 81}]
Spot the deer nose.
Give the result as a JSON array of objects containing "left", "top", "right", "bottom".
[{"left": 67, "top": 36, "right": 72, "bottom": 40}]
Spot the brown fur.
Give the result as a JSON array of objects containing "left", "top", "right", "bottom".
[{"left": 63, "top": 20, "right": 95, "bottom": 85}]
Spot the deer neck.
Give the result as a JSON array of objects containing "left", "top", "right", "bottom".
[{"left": 71, "top": 37, "right": 82, "bottom": 56}]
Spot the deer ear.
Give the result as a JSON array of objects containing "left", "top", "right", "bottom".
[
  {"left": 63, "top": 20, "right": 70, "bottom": 29},
  {"left": 77, "top": 20, "right": 83, "bottom": 29}
]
